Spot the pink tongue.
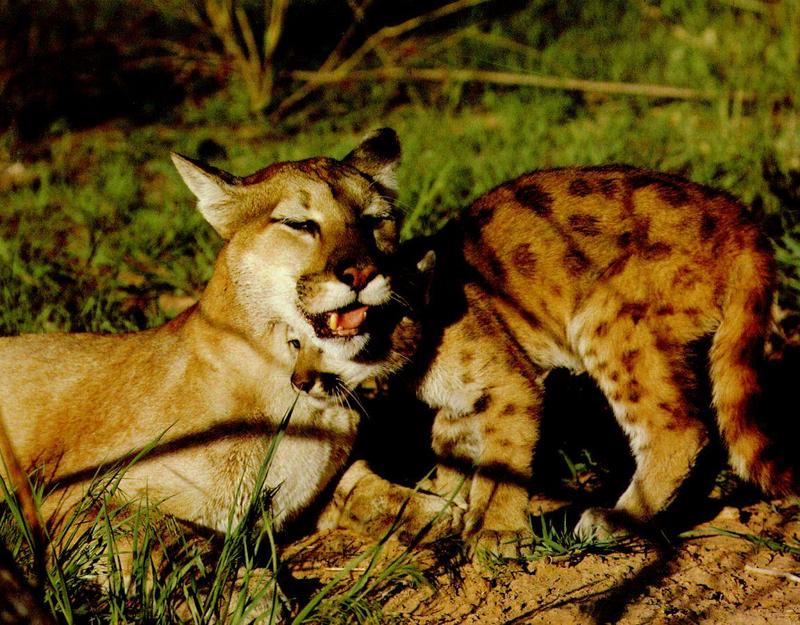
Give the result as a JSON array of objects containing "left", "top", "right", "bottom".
[{"left": 338, "top": 306, "right": 368, "bottom": 330}]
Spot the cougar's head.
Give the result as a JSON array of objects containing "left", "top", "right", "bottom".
[{"left": 172, "top": 129, "right": 403, "bottom": 359}]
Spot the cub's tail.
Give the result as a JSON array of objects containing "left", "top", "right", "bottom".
[{"left": 710, "top": 245, "right": 795, "bottom": 496}]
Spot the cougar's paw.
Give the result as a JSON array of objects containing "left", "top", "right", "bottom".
[
  {"left": 467, "top": 529, "right": 527, "bottom": 561},
  {"left": 574, "top": 507, "right": 631, "bottom": 541}
]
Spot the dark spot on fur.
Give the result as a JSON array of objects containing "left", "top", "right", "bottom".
[
  {"left": 461, "top": 372, "right": 474, "bottom": 385},
  {"left": 599, "top": 178, "right": 619, "bottom": 198},
  {"left": 604, "top": 255, "right": 629, "bottom": 280},
  {"left": 655, "top": 335, "right": 679, "bottom": 353},
  {"left": 658, "top": 401, "right": 672, "bottom": 412},
  {"left": 460, "top": 350, "right": 475, "bottom": 365},
  {"left": 610, "top": 371, "right": 620, "bottom": 382},
  {"left": 629, "top": 173, "right": 659, "bottom": 190},
  {"left": 671, "top": 368, "right": 695, "bottom": 390},
  {"left": 515, "top": 182, "right": 554, "bottom": 216},
  {"left": 595, "top": 360, "right": 608, "bottom": 372},
  {"left": 628, "top": 388, "right": 642, "bottom": 403},
  {"left": 474, "top": 393, "right": 492, "bottom": 413},
  {"left": 656, "top": 304, "right": 674, "bottom": 316},
  {"left": 620, "top": 302, "right": 648, "bottom": 324},
  {"left": 617, "top": 231, "right": 632, "bottom": 248},
  {"left": 568, "top": 214, "right": 602, "bottom": 236},
  {"left": 642, "top": 241, "right": 673, "bottom": 260},
  {"left": 629, "top": 173, "right": 690, "bottom": 206},
  {"left": 700, "top": 213, "right": 717, "bottom": 241},
  {"left": 683, "top": 307, "right": 702, "bottom": 318},
  {"left": 656, "top": 181, "right": 690, "bottom": 206},
  {"left": 511, "top": 243, "right": 537, "bottom": 277},
  {"left": 485, "top": 425, "right": 497, "bottom": 435},
  {"left": 564, "top": 246, "right": 590, "bottom": 275},
  {"left": 622, "top": 349, "right": 640, "bottom": 372},
  {"left": 595, "top": 322, "right": 609, "bottom": 337},
  {"left": 502, "top": 403, "right": 516, "bottom": 416},
  {"left": 631, "top": 217, "right": 651, "bottom": 247},
  {"left": 568, "top": 178, "right": 593, "bottom": 197}
]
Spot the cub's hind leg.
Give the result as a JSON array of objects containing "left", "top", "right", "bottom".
[{"left": 576, "top": 320, "right": 710, "bottom": 539}]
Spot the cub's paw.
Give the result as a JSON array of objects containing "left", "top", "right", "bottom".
[
  {"left": 574, "top": 507, "right": 632, "bottom": 541},
  {"left": 467, "top": 529, "right": 528, "bottom": 561},
  {"left": 396, "top": 491, "right": 466, "bottom": 543}
]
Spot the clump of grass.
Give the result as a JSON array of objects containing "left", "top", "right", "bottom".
[{"left": 523, "top": 514, "right": 623, "bottom": 564}]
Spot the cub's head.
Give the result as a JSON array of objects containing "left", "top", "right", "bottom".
[{"left": 172, "top": 129, "right": 402, "bottom": 359}]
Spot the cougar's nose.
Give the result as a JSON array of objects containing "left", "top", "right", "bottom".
[
  {"left": 336, "top": 262, "right": 378, "bottom": 290},
  {"left": 291, "top": 371, "right": 316, "bottom": 394}
]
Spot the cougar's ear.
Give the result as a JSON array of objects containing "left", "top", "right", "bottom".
[
  {"left": 343, "top": 128, "right": 401, "bottom": 192},
  {"left": 171, "top": 153, "right": 241, "bottom": 239}
]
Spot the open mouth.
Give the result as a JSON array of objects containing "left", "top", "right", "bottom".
[{"left": 308, "top": 303, "right": 370, "bottom": 338}]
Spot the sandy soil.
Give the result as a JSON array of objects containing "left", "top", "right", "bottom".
[{"left": 285, "top": 495, "right": 800, "bottom": 625}]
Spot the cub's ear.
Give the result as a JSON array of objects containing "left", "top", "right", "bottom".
[
  {"left": 171, "top": 153, "right": 242, "bottom": 239},
  {"left": 343, "top": 128, "right": 401, "bottom": 192}
]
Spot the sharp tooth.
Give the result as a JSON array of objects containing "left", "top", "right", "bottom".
[{"left": 327, "top": 312, "right": 339, "bottom": 330}]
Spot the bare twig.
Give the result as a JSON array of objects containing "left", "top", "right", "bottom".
[
  {"left": 745, "top": 564, "right": 800, "bottom": 583},
  {"left": 202, "top": 0, "right": 290, "bottom": 111},
  {"left": 288, "top": 66, "right": 746, "bottom": 102},
  {"left": 274, "top": 0, "right": 492, "bottom": 116}
]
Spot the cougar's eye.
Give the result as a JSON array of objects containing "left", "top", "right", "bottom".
[
  {"left": 279, "top": 219, "right": 320, "bottom": 235},
  {"left": 288, "top": 339, "right": 301, "bottom": 350}
]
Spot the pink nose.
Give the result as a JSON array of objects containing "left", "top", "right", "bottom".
[{"left": 340, "top": 265, "right": 378, "bottom": 290}]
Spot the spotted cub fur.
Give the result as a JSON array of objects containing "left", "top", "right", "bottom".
[{"left": 322, "top": 165, "right": 794, "bottom": 555}]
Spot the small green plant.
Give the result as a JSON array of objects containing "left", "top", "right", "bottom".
[{"left": 524, "top": 513, "right": 622, "bottom": 563}]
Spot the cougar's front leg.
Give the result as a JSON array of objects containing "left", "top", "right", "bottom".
[{"left": 317, "top": 460, "right": 465, "bottom": 544}]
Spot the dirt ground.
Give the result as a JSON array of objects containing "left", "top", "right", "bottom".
[{"left": 285, "top": 494, "right": 800, "bottom": 625}]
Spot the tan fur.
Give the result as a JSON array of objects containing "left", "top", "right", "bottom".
[
  {"left": 323, "top": 165, "right": 791, "bottom": 554},
  {"left": 0, "top": 129, "right": 409, "bottom": 535}
]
